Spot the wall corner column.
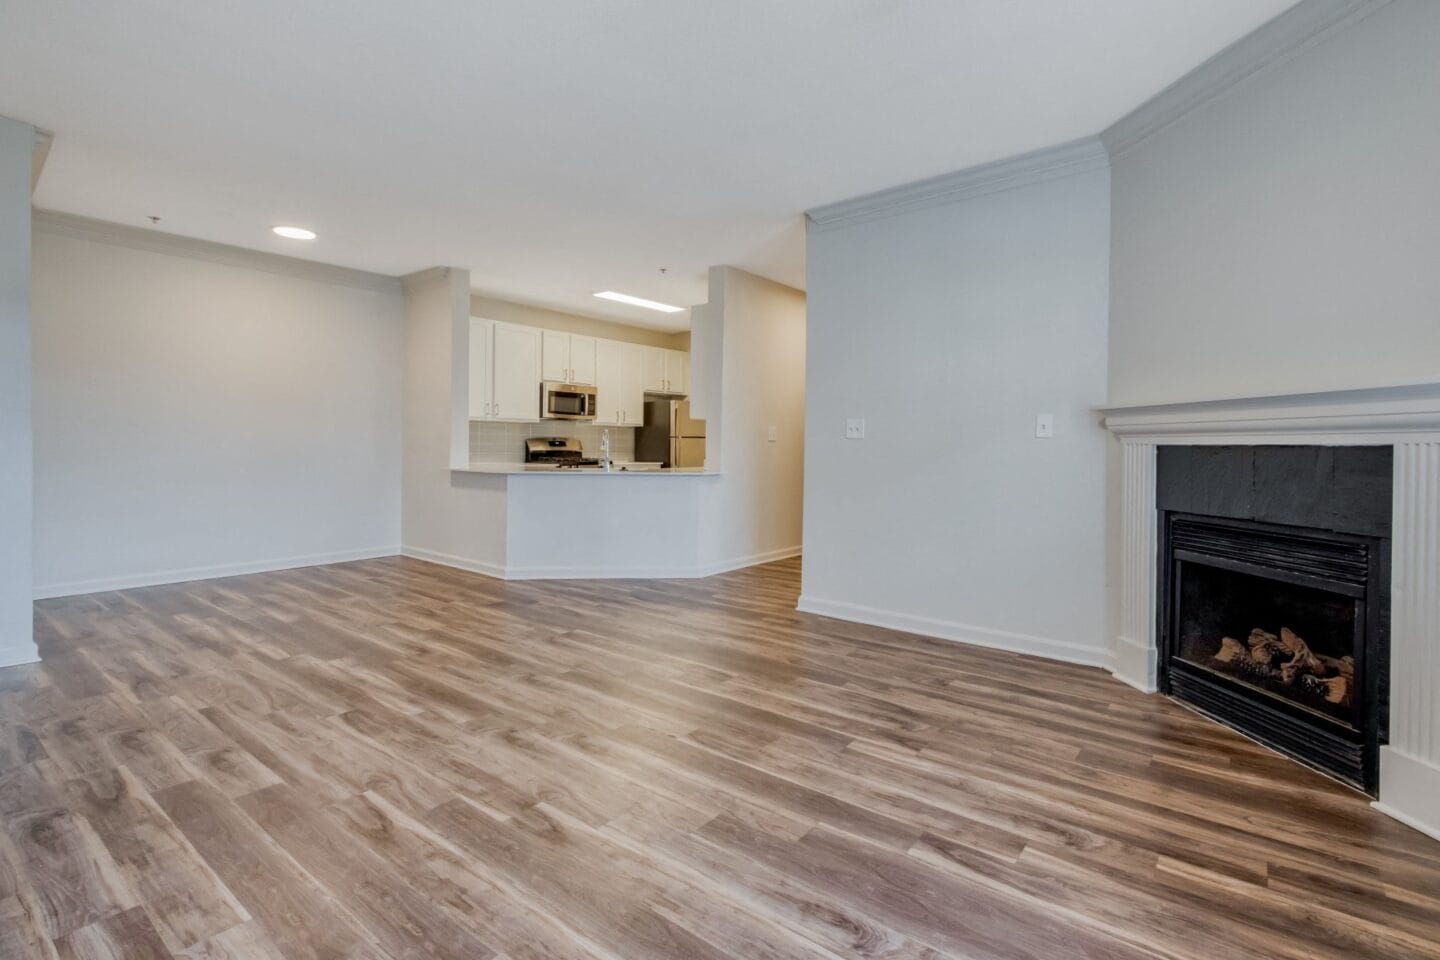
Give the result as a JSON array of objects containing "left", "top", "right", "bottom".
[{"left": 0, "top": 116, "right": 37, "bottom": 668}]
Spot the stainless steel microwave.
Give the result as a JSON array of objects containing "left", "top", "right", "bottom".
[{"left": 540, "top": 381, "right": 597, "bottom": 420}]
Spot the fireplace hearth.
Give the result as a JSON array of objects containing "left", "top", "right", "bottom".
[{"left": 1157, "top": 447, "right": 1391, "bottom": 793}]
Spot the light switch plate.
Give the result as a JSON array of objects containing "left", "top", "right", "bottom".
[
  {"left": 1035, "top": 413, "right": 1054, "bottom": 439},
  {"left": 767, "top": 425, "right": 777, "bottom": 443},
  {"left": 845, "top": 418, "right": 866, "bottom": 440}
]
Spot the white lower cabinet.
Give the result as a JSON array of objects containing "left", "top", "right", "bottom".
[{"left": 470, "top": 318, "right": 541, "bottom": 422}]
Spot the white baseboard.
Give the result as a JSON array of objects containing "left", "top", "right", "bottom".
[
  {"left": 400, "top": 545, "right": 507, "bottom": 580},
  {"left": 795, "top": 594, "right": 1110, "bottom": 669},
  {"left": 698, "top": 545, "right": 802, "bottom": 578},
  {"left": 1375, "top": 747, "right": 1440, "bottom": 842},
  {"left": 33, "top": 546, "right": 401, "bottom": 600},
  {"left": 1110, "top": 634, "right": 1159, "bottom": 694},
  {"left": 0, "top": 643, "right": 39, "bottom": 669},
  {"left": 403, "top": 544, "right": 800, "bottom": 581}
]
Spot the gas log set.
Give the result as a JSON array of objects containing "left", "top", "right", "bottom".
[{"left": 1213, "top": 626, "right": 1353, "bottom": 709}]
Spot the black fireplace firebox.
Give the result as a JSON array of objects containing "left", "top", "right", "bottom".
[{"left": 1157, "top": 446, "right": 1391, "bottom": 794}]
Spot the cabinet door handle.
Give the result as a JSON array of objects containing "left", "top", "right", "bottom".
[
  {"left": 494, "top": 402, "right": 500, "bottom": 416},
  {"left": 484, "top": 402, "right": 490, "bottom": 416}
]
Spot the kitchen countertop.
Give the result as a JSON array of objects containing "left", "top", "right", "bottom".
[{"left": 456, "top": 462, "right": 720, "bottom": 476}]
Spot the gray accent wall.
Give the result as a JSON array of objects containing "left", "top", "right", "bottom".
[{"left": 1107, "top": 0, "right": 1440, "bottom": 405}]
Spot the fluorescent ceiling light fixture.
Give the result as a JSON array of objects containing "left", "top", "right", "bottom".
[
  {"left": 593, "top": 290, "right": 684, "bottom": 314},
  {"left": 272, "top": 225, "right": 317, "bottom": 240}
]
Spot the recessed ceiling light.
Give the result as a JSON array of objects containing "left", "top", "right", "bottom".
[
  {"left": 272, "top": 225, "right": 317, "bottom": 240},
  {"left": 593, "top": 290, "right": 684, "bottom": 314}
]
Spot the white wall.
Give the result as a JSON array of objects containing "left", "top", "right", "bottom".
[
  {"left": 1108, "top": 0, "right": 1440, "bottom": 406},
  {"left": 0, "top": 118, "right": 35, "bottom": 665},
  {"left": 696, "top": 266, "right": 806, "bottom": 569},
  {"left": 31, "top": 222, "right": 404, "bottom": 596},
  {"left": 801, "top": 166, "right": 1112, "bottom": 665},
  {"left": 400, "top": 268, "right": 510, "bottom": 576},
  {"left": 470, "top": 293, "right": 688, "bottom": 350}
]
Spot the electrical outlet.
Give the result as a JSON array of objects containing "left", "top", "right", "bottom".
[
  {"left": 767, "top": 425, "right": 777, "bottom": 443},
  {"left": 845, "top": 418, "right": 866, "bottom": 440},
  {"left": 1035, "top": 413, "right": 1054, "bottom": 439}
]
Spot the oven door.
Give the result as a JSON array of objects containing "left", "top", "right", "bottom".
[{"left": 541, "top": 382, "right": 597, "bottom": 420}]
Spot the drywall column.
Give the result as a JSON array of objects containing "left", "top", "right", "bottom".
[
  {"left": 0, "top": 117, "right": 36, "bottom": 667},
  {"left": 1378, "top": 441, "right": 1440, "bottom": 840}
]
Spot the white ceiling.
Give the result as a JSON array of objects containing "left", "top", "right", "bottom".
[{"left": 2, "top": 0, "right": 1298, "bottom": 330}]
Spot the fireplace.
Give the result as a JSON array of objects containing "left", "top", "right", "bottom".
[{"left": 1157, "top": 446, "right": 1391, "bottom": 793}]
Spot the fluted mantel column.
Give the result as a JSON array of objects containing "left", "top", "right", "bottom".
[
  {"left": 1377, "top": 441, "right": 1440, "bottom": 840},
  {"left": 1113, "top": 440, "right": 1157, "bottom": 692}
]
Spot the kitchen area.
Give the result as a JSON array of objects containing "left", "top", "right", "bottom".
[
  {"left": 403, "top": 265, "right": 803, "bottom": 582},
  {"left": 463, "top": 316, "right": 710, "bottom": 474}
]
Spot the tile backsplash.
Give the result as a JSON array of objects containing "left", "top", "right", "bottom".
[{"left": 469, "top": 420, "right": 637, "bottom": 464}]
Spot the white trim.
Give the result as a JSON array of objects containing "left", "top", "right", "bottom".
[
  {"left": 805, "top": 137, "right": 1108, "bottom": 231},
  {"left": 1373, "top": 748, "right": 1440, "bottom": 843},
  {"left": 1099, "top": 382, "right": 1440, "bottom": 443},
  {"left": 400, "top": 544, "right": 508, "bottom": 580},
  {"left": 1101, "top": 0, "right": 1394, "bottom": 159},
  {"left": 699, "top": 546, "right": 801, "bottom": 578},
  {"left": 795, "top": 595, "right": 1110, "bottom": 670},
  {"left": 401, "top": 544, "right": 799, "bottom": 582},
  {"left": 0, "top": 644, "right": 40, "bottom": 670},
  {"left": 1111, "top": 634, "right": 1158, "bottom": 694},
  {"left": 33, "top": 210, "right": 402, "bottom": 295},
  {"left": 33, "top": 547, "right": 401, "bottom": 599},
  {"left": 31, "top": 126, "right": 52, "bottom": 194}
]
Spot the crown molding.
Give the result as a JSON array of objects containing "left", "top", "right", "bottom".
[
  {"left": 400, "top": 266, "right": 456, "bottom": 292},
  {"left": 805, "top": 136, "right": 1108, "bottom": 232},
  {"left": 32, "top": 209, "right": 401, "bottom": 295},
  {"left": 31, "top": 127, "right": 52, "bottom": 195},
  {"left": 1101, "top": 0, "right": 1395, "bottom": 159}
]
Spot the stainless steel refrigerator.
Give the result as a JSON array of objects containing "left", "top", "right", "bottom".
[{"left": 636, "top": 399, "right": 706, "bottom": 468}]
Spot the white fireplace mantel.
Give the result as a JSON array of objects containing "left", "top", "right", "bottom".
[{"left": 1099, "top": 381, "right": 1440, "bottom": 842}]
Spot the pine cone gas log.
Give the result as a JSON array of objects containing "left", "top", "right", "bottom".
[{"left": 1211, "top": 627, "right": 1354, "bottom": 708}]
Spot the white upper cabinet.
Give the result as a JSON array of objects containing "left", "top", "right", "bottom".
[
  {"left": 594, "top": 339, "right": 624, "bottom": 425},
  {"left": 468, "top": 318, "right": 493, "bottom": 419},
  {"left": 668, "top": 348, "right": 688, "bottom": 395},
  {"left": 474, "top": 320, "right": 683, "bottom": 426},
  {"left": 642, "top": 346, "right": 689, "bottom": 395},
  {"left": 620, "top": 343, "right": 646, "bottom": 424},
  {"left": 594, "top": 340, "right": 649, "bottom": 425},
  {"left": 569, "top": 335, "right": 597, "bottom": 385},
  {"left": 541, "top": 331, "right": 597, "bottom": 385},
  {"left": 541, "top": 330, "right": 567, "bottom": 382},
  {"left": 642, "top": 347, "right": 667, "bottom": 393},
  {"left": 489, "top": 321, "right": 542, "bottom": 421}
]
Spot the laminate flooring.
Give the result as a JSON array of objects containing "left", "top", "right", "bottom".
[{"left": 3, "top": 556, "right": 1439, "bottom": 959}]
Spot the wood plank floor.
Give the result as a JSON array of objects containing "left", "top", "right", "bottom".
[{"left": 3, "top": 556, "right": 1439, "bottom": 959}]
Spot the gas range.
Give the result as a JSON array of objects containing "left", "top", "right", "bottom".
[{"left": 524, "top": 437, "right": 601, "bottom": 468}]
